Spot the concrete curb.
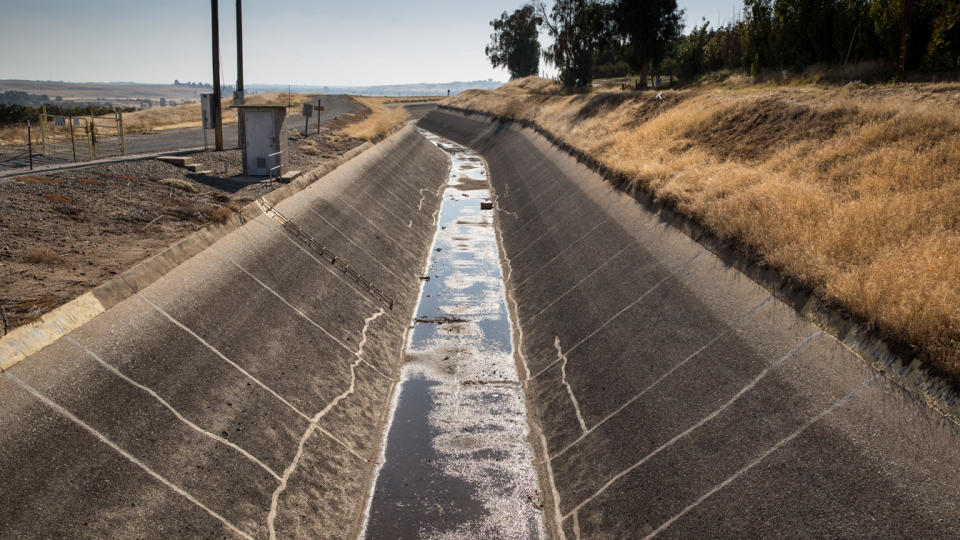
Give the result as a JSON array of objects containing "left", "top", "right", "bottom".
[
  {"left": 0, "top": 147, "right": 209, "bottom": 180},
  {"left": 435, "top": 105, "right": 960, "bottom": 424},
  {"left": 0, "top": 127, "right": 406, "bottom": 373}
]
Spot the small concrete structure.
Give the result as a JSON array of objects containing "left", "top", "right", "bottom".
[{"left": 231, "top": 104, "right": 287, "bottom": 176}]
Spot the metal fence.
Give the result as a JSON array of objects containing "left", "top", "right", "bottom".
[{"left": 39, "top": 107, "right": 125, "bottom": 162}]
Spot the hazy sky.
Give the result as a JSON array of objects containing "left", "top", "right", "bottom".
[{"left": 0, "top": 0, "right": 742, "bottom": 86}]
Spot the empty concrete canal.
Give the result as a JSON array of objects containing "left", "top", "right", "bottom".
[{"left": 1, "top": 112, "right": 960, "bottom": 538}]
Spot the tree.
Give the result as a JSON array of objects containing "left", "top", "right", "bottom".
[
  {"left": 485, "top": 5, "right": 543, "bottom": 79},
  {"left": 742, "top": 0, "right": 776, "bottom": 71},
  {"left": 536, "top": 0, "right": 613, "bottom": 88},
  {"left": 614, "top": 0, "right": 684, "bottom": 87}
]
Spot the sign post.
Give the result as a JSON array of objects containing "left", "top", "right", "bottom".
[{"left": 302, "top": 103, "right": 313, "bottom": 135}]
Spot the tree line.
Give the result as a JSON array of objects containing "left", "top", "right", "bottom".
[
  {"left": 486, "top": 0, "right": 960, "bottom": 89},
  {"left": 0, "top": 104, "right": 137, "bottom": 127}
]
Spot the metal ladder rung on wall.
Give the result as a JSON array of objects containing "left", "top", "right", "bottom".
[{"left": 257, "top": 198, "right": 395, "bottom": 310}]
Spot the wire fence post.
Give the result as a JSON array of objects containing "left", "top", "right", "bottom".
[
  {"left": 27, "top": 120, "right": 33, "bottom": 170},
  {"left": 39, "top": 106, "right": 47, "bottom": 155},
  {"left": 69, "top": 117, "right": 77, "bottom": 162}
]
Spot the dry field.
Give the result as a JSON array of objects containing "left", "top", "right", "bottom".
[
  {"left": 340, "top": 97, "right": 408, "bottom": 140},
  {"left": 123, "top": 91, "right": 313, "bottom": 133},
  {"left": 0, "top": 92, "right": 315, "bottom": 145},
  {"left": 448, "top": 76, "right": 960, "bottom": 378}
]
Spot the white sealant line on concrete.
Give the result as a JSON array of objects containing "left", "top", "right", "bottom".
[
  {"left": 137, "top": 293, "right": 310, "bottom": 421},
  {"left": 363, "top": 175, "right": 423, "bottom": 218},
  {"left": 3, "top": 372, "right": 253, "bottom": 540},
  {"left": 319, "top": 426, "right": 367, "bottom": 462},
  {"left": 243, "top": 218, "right": 404, "bottom": 328},
  {"left": 644, "top": 374, "right": 879, "bottom": 539},
  {"left": 505, "top": 186, "right": 575, "bottom": 244},
  {"left": 304, "top": 207, "right": 408, "bottom": 284},
  {"left": 530, "top": 245, "right": 631, "bottom": 321},
  {"left": 347, "top": 187, "right": 431, "bottom": 245},
  {"left": 268, "top": 307, "right": 383, "bottom": 540},
  {"left": 239, "top": 216, "right": 404, "bottom": 327},
  {"left": 492, "top": 185, "right": 567, "bottom": 538},
  {"left": 549, "top": 296, "right": 774, "bottom": 461},
  {"left": 514, "top": 215, "right": 611, "bottom": 268},
  {"left": 494, "top": 195, "right": 520, "bottom": 219},
  {"left": 563, "top": 331, "right": 821, "bottom": 519},
  {"left": 530, "top": 249, "right": 706, "bottom": 381},
  {"left": 213, "top": 251, "right": 392, "bottom": 381},
  {"left": 65, "top": 336, "right": 282, "bottom": 481},
  {"left": 335, "top": 197, "right": 421, "bottom": 259},
  {"left": 515, "top": 217, "right": 612, "bottom": 287},
  {"left": 555, "top": 337, "right": 588, "bottom": 433}
]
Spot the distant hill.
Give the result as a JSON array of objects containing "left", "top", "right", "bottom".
[
  {"left": 245, "top": 80, "right": 503, "bottom": 97},
  {"left": 0, "top": 79, "right": 505, "bottom": 104}
]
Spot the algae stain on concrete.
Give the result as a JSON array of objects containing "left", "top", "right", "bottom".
[{"left": 362, "top": 128, "right": 545, "bottom": 539}]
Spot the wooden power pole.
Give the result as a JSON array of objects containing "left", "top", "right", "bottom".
[
  {"left": 898, "top": 0, "right": 913, "bottom": 82},
  {"left": 236, "top": 0, "right": 244, "bottom": 103},
  {"left": 211, "top": 0, "right": 224, "bottom": 150}
]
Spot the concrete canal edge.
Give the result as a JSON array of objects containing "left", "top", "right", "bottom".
[{"left": 0, "top": 133, "right": 387, "bottom": 374}]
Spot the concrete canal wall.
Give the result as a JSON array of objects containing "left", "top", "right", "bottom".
[
  {"left": 0, "top": 125, "right": 449, "bottom": 538},
  {"left": 418, "top": 109, "right": 960, "bottom": 539}
]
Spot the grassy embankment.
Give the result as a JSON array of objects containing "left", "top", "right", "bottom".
[
  {"left": 448, "top": 76, "right": 960, "bottom": 378},
  {"left": 339, "top": 96, "right": 408, "bottom": 140}
]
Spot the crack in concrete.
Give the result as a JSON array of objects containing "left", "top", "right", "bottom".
[
  {"left": 549, "top": 296, "right": 773, "bottom": 461},
  {"left": 66, "top": 336, "right": 282, "bottom": 481},
  {"left": 499, "top": 211, "right": 567, "bottom": 539},
  {"left": 213, "top": 252, "right": 392, "bottom": 381},
  {"left": 562, "top": 331, "right": 822, "bottom": 520},
  {"left": 267, "top": 308, "right": 384, "bottom": 540},
  {"left": 137, "top": 293, "right": 311, "bottom": 421},
  {"left": 644, "top": 374, "right": 878, "bottom": 539},
  {"left": 530, "top": 249, "right": 706, "bottom": 381},
  {"left": 555, "top": 337, "right": 588, "bottom": 434},
  {"left": 4, "top": 372, "right": 253, "bottom": 539}
]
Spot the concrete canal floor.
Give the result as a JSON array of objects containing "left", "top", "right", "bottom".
[{"left": 362, "top": 128, "right": 544, "bottom": 538}]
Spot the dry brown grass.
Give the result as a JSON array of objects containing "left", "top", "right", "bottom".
[
  {"left": 206, "top": 206, "right": 233, "bottom": 224},
  {"left": 16, "top": 176, "right": 63, "bottom": 184},
  {"left": 450, "top": 77, "right": 960, "bottom": 377},
  {"left": 340, "top": 97, "right": 407, "bottom": 140},
  {"left": 24, "top": 247, "right": 63, "bottom": 265},
  {"left": 158, "top": 178, "right": 198, "bottom": 193},
  {"left": 382, "top": 96, "right": 445, "bottom": 104},
  {"left": 122, "top": 91, "right": 311, "bottom": 133},
  {"left": 0, "top": 92, "right": 314, "bottom": 144},
  {"left": 42, "top": 193, "right": 73, "bottom": 203}
]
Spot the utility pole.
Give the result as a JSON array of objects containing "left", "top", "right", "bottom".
[
  {"left": 236, "top": 0, "right": 244, "bottom": 103},
  {"left": 211, "top": 0, "right": 224, "bottom": 150},
  {"left": 898, "top": 0, "right": 913, "bottom": 82}
]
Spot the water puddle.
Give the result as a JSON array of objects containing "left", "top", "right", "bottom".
[{"left": 361, "top": 128, "right": 544, "bottom": 538}]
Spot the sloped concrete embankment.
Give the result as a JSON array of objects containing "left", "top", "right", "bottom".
[
  {"left": 418, "top": 110, "right": 960, "bottom": 539},
  {"left": 0, "top": 125, "right": 448, "bottom": 538}
]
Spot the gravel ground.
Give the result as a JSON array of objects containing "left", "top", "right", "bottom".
[{"left": 0, "top": 120, "right": 365, "bottom": 333}]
